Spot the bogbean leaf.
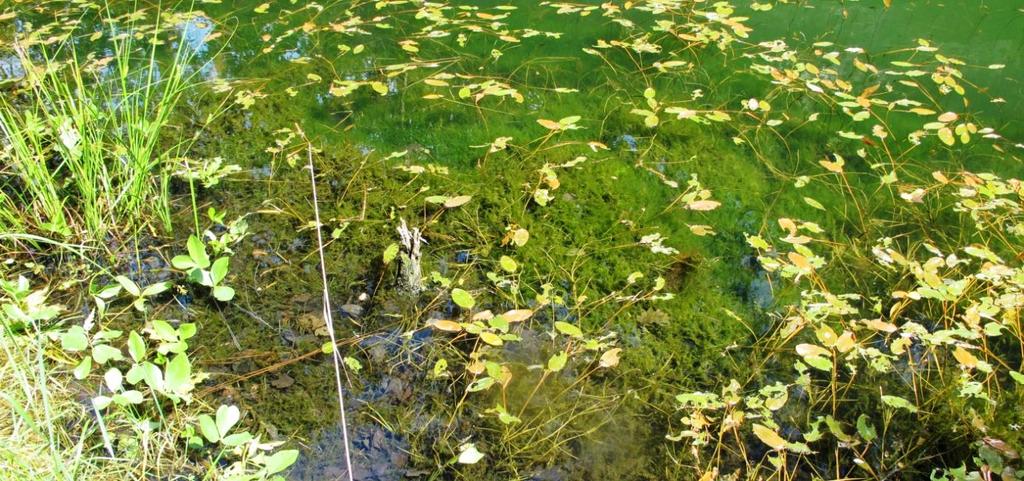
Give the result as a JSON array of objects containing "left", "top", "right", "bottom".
[
  {"left": 104, "top": 368, "right": 123, "bottom": 392},
  {"left": 92, "top": 344, "right": 123, "bottom": 364},
  {"left": 186, "top": 235, "right": 211, "bottom": 269},
  {"left": 171, "top": 255, "right": 195, "bottom": 270},
  {"left": 216, "top": 405, "right": 241, "bottom": 437},
  {"left": 73, "top": 356, "right": 93, "bottom": 380},
  {"left": 444, "top": 195, "right": 472, "bottom": 208},
  {"left": 210, "top": 257, "right": 230, "bottom": 284},
  {"left": 61, "top": 326, "right": 89, "bottom": 352},
  {"left": 198, "top": 414, "right": 219, "bottom": 443},
  {"left": 221, "top": 432, "right": 252, "bottom": 448},
  {"left": 114, "top": 276, "right": 141, "bottom": 297},
  {"left": 165, "top": 353, "right": 192, "bottom": 395},
  {"left": 212, "top": 285, "right": 235, "bottom": 301},
  {"left": 264, "top": 449, "right": 299, "bottom": 474},
  {"left": 127, "top": 331, "right": 146, "bottom": 363}
]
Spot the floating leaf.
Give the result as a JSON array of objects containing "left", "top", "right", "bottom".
[
  {"left": 451, "top": 288, "right": 476, "bottom": 309},
  {"left": 554, "top": 321, "right": 583, "bottom": 338},
  {"left": 444, "top": 195, "right": 472, "bottom": 208},
  {"left": 479, "top": 332, "right": 503, "bottom": 346},
  {"left": 502, "top": 309, "right": 532, "bottom": 323},
  {"left": 547, "top": 351, "right": 568, "bottom": 372},
  {"left": 599, "top": 348, "right": 621, "bottom": 368},
  {"left": 428, "top": 319, "right": 463, "bottom": 332},
  {"left": 499, "top": 255, "right": 518, "bottom": 273},
  {"left": 752, "top": 423, "right": 787, "bottom": 450},
  {"left": 511, "top": 228, "right": 529, "bottom": 247},
  {"left": 953, "top": 346, "right": 978, "bottom": 369}
]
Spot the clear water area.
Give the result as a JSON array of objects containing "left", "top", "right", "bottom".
[{"left": 14, "top": 0, "right": 1024, "bottom": 479}]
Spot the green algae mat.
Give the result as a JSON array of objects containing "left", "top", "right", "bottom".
[{"left": 2, "top": 1, "right": 1024, "bottom": 480}]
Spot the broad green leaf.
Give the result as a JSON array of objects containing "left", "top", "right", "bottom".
[
  {"left": 114, "top": 276, "right": 141, "bottom": 297},
  {"left": 213, "top": 285, "right": 235, "bottom": 301},
  {"left": 210, "top": 257, "right": 230, "bottom": 284},
  {"left": 151, "top": 320, "right": 177, "bottom": 341},
  {"left": 221, "top": 432, "right": 252, "bottom": 448},
  {"left": 467, "top": 376, "right": 494, "bottom": 392},
  {"left": 171, "top": 255, "right": 195, "bottom": 270},
  {"left": 198, "top": 414, "right": 219, "bottom": 443},
  {"left": 165, "top": 353, "right": 192, "bottom": 395},
  {"left": 488, "top": 315, "right": 509, "bottom": 333},
  {"left": 92, "top": 344, "right": 123, "bottom": 364},
  {"left": 118, "top": 390, "right": 144, "bottom": 405},
  {"left": 451, "top": 288, "right": 475, "bottom": 309},
  {"left": 186, "top": 235, "right": 211, "bottom": 269},
  {"left": 479, "top": 332, "right": 503, "bottom": 346},
  {"left": 804, "top": 355, "right": 832, "bottom": 371},
  {"left": 216, "top": 405, "right": 240, "bottom": 437},
  {"left": 61, "top": 326, "right": 89, "bottom": 352},
  {"left": 856, "top": 414, "right": 877, "bottom": 442},
  {"left": 499, "top": 255, "right": 517, "bottom": 273},
  {"left": 264, "top": 449, "right": 300, "bottom": 475},
  {"left": 127, "top": 331, "right": 146, "bottom": 363},
  {"left": 547, "top": 351, "right": 567, "bottom": 372},
  {"left": 554, "top": 321, "right": 583, "bottom": 338},
  {"left": 104, "top": 368, "right": 123, "bottom": 392},
  {"left": 73, "top": 356, "right": 92, "bottom": 380},
  {"left": 752, "top": 423, "right": 786, "bottom": 450}
]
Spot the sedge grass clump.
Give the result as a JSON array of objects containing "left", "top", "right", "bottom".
[{"left": 0, "top": 10, "right": 201, "bottom": 243}]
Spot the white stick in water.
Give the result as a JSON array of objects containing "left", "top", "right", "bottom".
[{"left": 306, "top": 142, "right": 356, "bottom": 481}]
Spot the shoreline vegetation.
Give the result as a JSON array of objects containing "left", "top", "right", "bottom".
[{"left": 2, "top": 1, "right": 1023, "bottom": 480}]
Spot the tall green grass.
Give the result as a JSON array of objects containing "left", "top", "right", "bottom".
[{"left": 0, "top": 12, "right": 197, "bottom": 243}]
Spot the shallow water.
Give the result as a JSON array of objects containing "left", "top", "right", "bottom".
[{"left": 4, "top": 0, "right": 1023, "bottom": 479}]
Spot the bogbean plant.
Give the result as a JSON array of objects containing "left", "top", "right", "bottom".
[
  {"left": 669, "top": 172, "right": 1024, "bottom": 480},
  {"left": 1, "top": 228, "right": 294, "bottom": 480},
  {"left": 2, "top": 203, "right": 290, "bottom": 481}
]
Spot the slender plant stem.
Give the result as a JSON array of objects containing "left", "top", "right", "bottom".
[{"left": 306, "top": 139, "right": 356, "bottom": 481}]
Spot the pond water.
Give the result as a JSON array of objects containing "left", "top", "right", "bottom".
[{"left": 4, "top": 1, "right": 1024, "bottom": 479}]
